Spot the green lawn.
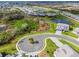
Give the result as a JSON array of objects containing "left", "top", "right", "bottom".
[
  {"left": 45, "top": 39, "right": 58, "bottom": 57},
  {"left": 0, "top": 43, "right": 17, "bottom": 55},
  {"left": 47, "top": 22, "right": 57, "bottom": 33},
  {"left": 62, "top": 31, "right": 78, "bottom": 39},
  {"left": 59, "top": 39, "right": 79, "bottom": 53}
]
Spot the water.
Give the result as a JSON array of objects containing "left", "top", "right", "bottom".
[{"left": 52, "top": 19, "right": 72, "bottom": 25}]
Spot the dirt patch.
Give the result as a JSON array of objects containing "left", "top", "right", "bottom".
[
  {"left": 37, "top": 50, "right": 48, "bottom": 57},
  {"left": 37, "top": 23, "right": 49, "bottom": 32}
]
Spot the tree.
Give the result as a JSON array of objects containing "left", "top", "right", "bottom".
[
  {"left": 26, "top": 20, "right": 38, "bottom": 31},
  {"left": 69, "top": 26, "right": 73, "bottom": 31},
  {"left": 28, "top": 38, "right": 34, "bottom": 44},
  {"left": 0, "top": 31, "right": 13, "bottom": 44},
  {"left": 1, "top": 8, "right": 24, "bottom": 21}
]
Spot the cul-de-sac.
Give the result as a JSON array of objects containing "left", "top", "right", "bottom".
[{"left": 0, "top": 1, "right": 79, "bottom": 57}]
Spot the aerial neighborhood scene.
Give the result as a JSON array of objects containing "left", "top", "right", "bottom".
[{"left": 0, "top": 1, "right": 79, "bottom": 57}]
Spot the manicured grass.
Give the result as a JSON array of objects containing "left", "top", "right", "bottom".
[
  {"left": 59, "top": 39, "right": 79, "bottom": 53},
  {"left": 45, "top": 39, "right": 58, "bottom": 57},
  {"left": 47, "top": 22, "right": 57, "bottom": 33},
  {"left": 62, "top": 31, "right": 78, "bottom": 38},
  {"left": 0, "top": 43, "right": 17, "bottom": 55}
]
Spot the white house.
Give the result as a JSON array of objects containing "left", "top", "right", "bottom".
[
  {"left": 56, "top": 23, "right": 69, "bottom": 31},
  {"left": 55, "top": 23, "right": 69, "bottom": 35}
]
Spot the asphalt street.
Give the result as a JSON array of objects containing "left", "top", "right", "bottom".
[{"left": 17, "top": 34, "right": 79, "bottom": 53}]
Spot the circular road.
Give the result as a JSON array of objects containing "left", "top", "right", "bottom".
[{"left": 16, "top": 33, "right": 79, "bottom": 55}]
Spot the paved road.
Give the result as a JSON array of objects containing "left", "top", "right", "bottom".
[
  {"left": 61, "top": 11, "right": 79, "bottom": 22},
  {"left": 49, "top": 37, "right": 63, "bottom": 47},
  {"left": 17, "top": 33, "right": 79, "bottom": 54},
  {"left": 28, "top": 34, "right": 79, "bottom": 45}
]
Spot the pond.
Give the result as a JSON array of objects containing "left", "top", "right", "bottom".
[{"left": 52, "top": 19, "right": 73, "bottom": 25}]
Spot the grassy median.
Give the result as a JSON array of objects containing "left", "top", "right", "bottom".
[
  {"left": 45, "top": 39, "right": 58, "bottom": 57},
  {"left": 62, "top": 31, "right": 78, "bottom": 39},
  {"left": 59, "top": 39, "right": 79, "bottom": 53}
]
